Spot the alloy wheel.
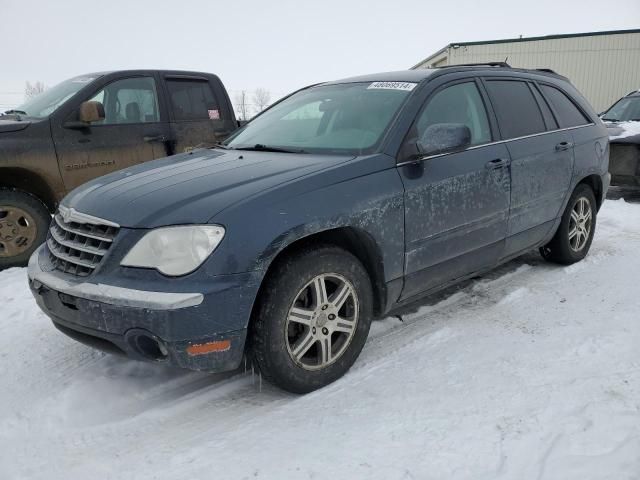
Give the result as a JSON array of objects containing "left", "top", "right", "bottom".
[
  {"left": 568, "top": 197, "right": 592, "bottom": 252},
  {"left": 285, "top": 273, "right": 359, "bottom": 371}
]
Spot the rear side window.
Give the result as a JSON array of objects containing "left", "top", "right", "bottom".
[
  {"left": 485, "top": 80, "right": 546, "bottom": 139},
  {"left": 166, "top": 79, "right": 220, "bottom": 121},
  {"left": 540, "top": 84, "right": 590, "bottom": 128}
]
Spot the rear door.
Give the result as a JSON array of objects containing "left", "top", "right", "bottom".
[
  {"left": 537, "top": 83, "right": 600, "bottom": 185},
  {"left": 483, "top": 78, "right": 575, "bottom": 258},
  {"left": 53, "top": 74, "right": 172, "bottom": 191},
  {"left": 161, "top": 75, "right": 232, "bottom": 153},
  {"left": 398, "top": 78, "right": 512, "bottom": 301}
]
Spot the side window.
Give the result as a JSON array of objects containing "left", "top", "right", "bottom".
[
  {"left": 416, "top": 82, "right": 491, "bottom": 147},
  {"left": 485, "top": 80, "right": 546, "bottom": 139},
  {"left": 540, "top": 84, "right": 591, "bottom": 128},
  {"left": 531, "top": 86, "right": 558, "bottom": 130},
  {"left": 166, "top": 79, "right": 220, "bottom": 121},
  {"left": 88, "top": 77, "right": 159, "bottom": 125}
]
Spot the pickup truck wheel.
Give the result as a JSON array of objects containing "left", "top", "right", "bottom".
[
  {"left": 0, "top": 189, "right": 50, "bottom": 269},
  {"left": 251, "top": 246, "right": 373, "bottom": 393},
  {"left": 540, "top": 183, "right": 597, "bottom": 265}
]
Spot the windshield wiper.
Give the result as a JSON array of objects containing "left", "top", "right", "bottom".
[
  {"left": 212, "top": 143, "right": 233, "bottom": 150},
  {"left": 602, "top": 117, "right": 619, "bottom": 122},
  {"left": 3, "top": 109, "right": 27, "bottom": 115},
  {"left": 234, "top": 144, "right": 307, "bottom": 154}
]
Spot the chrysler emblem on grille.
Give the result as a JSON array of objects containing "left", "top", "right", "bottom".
[
  {"left": 57, "top": 205, "right": 120, "bottom": 228},
  {"left": 61, "top": 207, "right": 73, "bottom": 223}
]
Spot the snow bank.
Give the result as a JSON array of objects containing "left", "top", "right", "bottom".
[{"left": 1, "top": 200, "right": 640, "bottom": 479}]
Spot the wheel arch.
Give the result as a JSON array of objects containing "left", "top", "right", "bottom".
[
  {"left": 0, "top": 167, "right": 58, "bottom": 212},
  {"left": 577, "top": 174, "right": 604, "bottom": 211},
  {"left": 251, "top": 226, "right": 389, "bottom": 322}
]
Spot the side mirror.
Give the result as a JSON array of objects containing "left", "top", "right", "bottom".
[
  {"left": 417, "top": 123, "right": 472, "bottom": 157},
  {"left": 79, "top": 101, "right": 105, "bottom": 123},
  {"left": 63, "top": 101, "right": 105, "bottom": 129}
]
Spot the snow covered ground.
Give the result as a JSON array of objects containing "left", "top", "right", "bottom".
[{"left": 1, "top": 199, "right": 639, "bottom": 480}]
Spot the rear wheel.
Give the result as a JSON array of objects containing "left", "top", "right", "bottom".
[
  {"left": 540, "top": 183, "right": 597, "bottom": 265},
  {"left": 250, "top": 246, "right": 373, "bottom": 393},
  {"left": 0, "top": 189, "right": 50, "bottom": 269}
]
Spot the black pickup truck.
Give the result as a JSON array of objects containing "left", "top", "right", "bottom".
[{"left": 0, "top": 70, "right": 241, "bottom": 268}]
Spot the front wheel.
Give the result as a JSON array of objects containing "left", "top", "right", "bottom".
[
  {"left": 0, "top": 189, "right": 50, "bottom": 270},
  {"left": 250, "top": 246, "right": 373, "bottom": 393},
  {"left": 540, "top": 183, "right": 597, "bottom": 265}
]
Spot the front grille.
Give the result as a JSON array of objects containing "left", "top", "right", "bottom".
[{"left": 47, "top": 211, "right": 119, "bottom": 277}]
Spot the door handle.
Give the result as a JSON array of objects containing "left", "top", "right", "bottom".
[
  {"left": 144, "top": 134, "right": 167, "bottom": 143},
  {"left": 485, "top": 158, "right": 510, "bottom": 169},
  {"left": 555, "top": 141, "right": 574, "bottom": 151}
]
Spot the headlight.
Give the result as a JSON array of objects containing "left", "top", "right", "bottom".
[{"left": 121, "top": 225, "right": 225, "bottom": 276}]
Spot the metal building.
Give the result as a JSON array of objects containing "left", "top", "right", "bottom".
[{"left": 412, "top": 29, "right": 640, "bottom": 112}]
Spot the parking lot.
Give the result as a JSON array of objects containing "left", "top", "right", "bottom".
[{"left": 1, "top": 198, "right": 639, "bottom": 480}]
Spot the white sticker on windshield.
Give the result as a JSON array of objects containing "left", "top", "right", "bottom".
[{"left": 367, "top": 82, "right": 417, "bottom": 91}]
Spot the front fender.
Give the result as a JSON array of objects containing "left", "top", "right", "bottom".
[{"left": 203, "top": 158, "right": 406, "bottom": 286}]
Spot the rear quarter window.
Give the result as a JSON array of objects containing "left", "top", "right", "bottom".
[
  {"left": 166, "top": 79, "right": 220, "bottom": 121},
  {"left": 485, "top": 80, "right": 546, "bottom": 139},
  {"left": 540, "top": 84, "right": 591, "bottom": 128}
]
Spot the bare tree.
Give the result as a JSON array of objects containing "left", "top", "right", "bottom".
[
  {"left": 253, "top": 88, "right": 271, "bottom": 114},
  {"left": 234, "top": 90, "right": 249, "bottom": 121},
  {"left": 25, "top": 81, "right": 46, "bottom": 100}
]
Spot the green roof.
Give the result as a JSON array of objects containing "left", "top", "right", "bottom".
[
  {"left": 451, "top": 28, "right": 640, "bottom": 47},
  {"left": 413, "top": 28, "right": 640, "bottom": 69}
]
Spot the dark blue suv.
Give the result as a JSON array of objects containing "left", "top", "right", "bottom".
[{"left": 28, "top": 65, "right": 610, "bottom": 393}]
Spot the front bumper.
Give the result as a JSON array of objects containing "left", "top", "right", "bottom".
[{"left": 28, "top": 245, "right": 262, "bottom": 372}]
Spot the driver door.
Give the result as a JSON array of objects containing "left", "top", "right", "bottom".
[
  {"left": 398, "top": 79, "right": 512, "bottom": 300},
  {"left": 53, "top": 75, "right": 172, "bottom": 191}
]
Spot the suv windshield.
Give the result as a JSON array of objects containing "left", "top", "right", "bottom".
[
  {"left": 225, "top": 82, "right": 416, "bottom": 155},
  {"left": 602, "top": 96, "right": 640, "bottom": 122},
  {"left": 8, "top": 75, "right": 98, "bottom": 119}
]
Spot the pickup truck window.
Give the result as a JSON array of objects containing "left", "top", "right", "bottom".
[
  {"left": 166, "top": 79, "right": 219, "bottom": 121},
  {"left": 88, "top": 77, "right": 160, "bottom": 125},
  {"left": 12, "top": 75, "right": 97, "bottom": 119},
  {"left": 225, "top": 82, "right": 413, "bottom": 155}
]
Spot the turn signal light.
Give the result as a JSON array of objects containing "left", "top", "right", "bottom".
[{"left": 186, "top": 340, "right": 231, "bottom": 356}]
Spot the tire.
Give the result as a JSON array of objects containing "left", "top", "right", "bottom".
[
  {"left": 0, "top": 189, "right": 51, "bottom": 269},
  {"left": 250, "top": 246, "right": 373, "bottom": 393},
  {"left": 540, "top": 183, "right": 597, "bottom": 265}
]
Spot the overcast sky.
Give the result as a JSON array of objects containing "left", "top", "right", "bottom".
[{"left": 1, "top": 0, "right": 639, "bottom": 110}]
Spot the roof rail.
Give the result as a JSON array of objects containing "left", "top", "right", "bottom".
[
  {"left": 438, "top": 62, "right": 511, "bottom": 69},
  {"left": 535, "top": 68, "right": 559, "bottom": 75}
]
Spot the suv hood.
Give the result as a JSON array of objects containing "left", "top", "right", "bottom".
[
  {"left": 606, "top": 120, "right": 640, "bottom": 144},
  {"left": 63, "top": 149, "right": 353, "bottom": 228},
  {"left": 0, "top": 118, "right": 31, "bottom": 133}
]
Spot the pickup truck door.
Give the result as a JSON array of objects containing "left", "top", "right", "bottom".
[
  {"left": 161, "top": 75, "right": 236, "bottom": 153},
  {"left": 52, "top": 74, "right": 173, "bottom": 191}
]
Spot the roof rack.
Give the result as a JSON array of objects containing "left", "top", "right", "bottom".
[
  {"left": 535, "top": 68, "right": 559, "bottom": 74},
  {"left": 439, "top": 62, "right": 511, "bottom": 68}
]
